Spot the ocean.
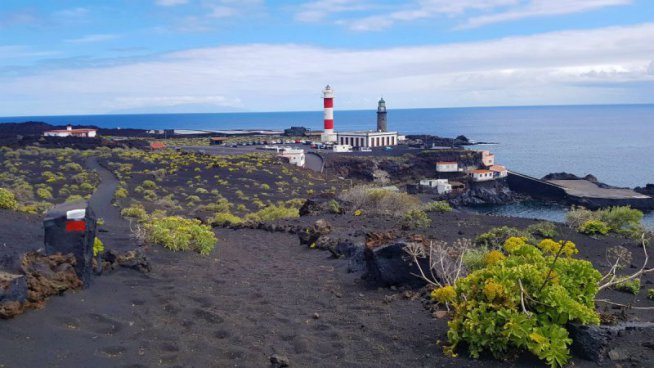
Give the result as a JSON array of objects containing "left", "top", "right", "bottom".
[{"left": 2, "top": 104, "right": 653, "bottom": 228}]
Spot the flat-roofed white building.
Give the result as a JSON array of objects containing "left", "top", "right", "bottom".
[
  {"left": 436, "top": 161, "right": 460, "bottom": 172},
  {"left": 469, "top": 169, "right": 495, "bottom": 182},
  {"left": 419, "top": 179, "right": 453, "bottom": 194},
  {"left": 278, "top": 148, "right": 305, "bottom": 167},
  {"left": 337, "top": 131, "right": 399, "bottom": 148},
  {"left": 489, "top": 165, "right": 508, "bottom": 178},
  {"left": 44, "top": 125, "right": 97, "bottom": 138}
]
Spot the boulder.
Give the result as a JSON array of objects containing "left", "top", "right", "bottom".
[
  {"left": 298, "top": 194, "right": 339, "bottom": 216},
  {"left": 0, "top": 271, "right": 28, "bottom": 319},
  {"left": 363, "top": 242, "right": 427, "bottom": 287},
  {"left": 298, "top": 219, "right": 332, "bottom": 247},
  {"left": 20, "top": 252, "right": 83, "bottom": 308},
  {"left": 569, "top": 322, "right": 654, "bottom": 364}
]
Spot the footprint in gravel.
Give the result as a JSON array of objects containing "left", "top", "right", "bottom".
[
  {"left": 160, "top": 342, "right": 179, "bottom": 352},
  {"left": 100, "top": 346, "right": 127, "bottom": 357},
  {"left": 213, "top": 330, "right": 231, "bottom": 339},
  {"left": 56, "top": 316, "right": 80, "bottom": 329},
  {"left": 227, "top": 350, "right": 245, "bottom": 359},
  {"left": 159, "top": 355, "right": 178, "bottom": 364},
  {"left": 163, "top": 303, "right": 180, "bottom": 315},
  {"left": 87, "top": 313, "right": 123, "bottom": 335},
  {"left": 193, "top": 308, "right": 224, "bottom": 324},
  {"left": 189, "top": 295, "right": 212, "bottom": 307}
]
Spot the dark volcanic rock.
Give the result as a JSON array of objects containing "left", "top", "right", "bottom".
[
  {"left": 635, "top": 184, "right": 654, "bottom": 196},
  {"left": 299, "top": 194, "right": 339, "bottom": 216},
  {"left": 363, "top": 242, "right": 427, "bottom": 287},
  {"left": 449, "top": 178, "right": 521, "bottom": 206},
  {"left": 569, "top": 322, "right": 654, "bottom": 364}
]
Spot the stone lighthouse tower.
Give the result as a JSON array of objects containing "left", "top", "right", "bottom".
[{"left": 376, "top": 97, "right": 387, "bottom": 132}]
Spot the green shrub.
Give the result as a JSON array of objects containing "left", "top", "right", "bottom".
[
  {"left": 65, "top": 194, "right": 84, "bottom": 203},
  {"left": 142, "top": 180, "right": 158, "bottom": 190},
  {"left": 16, "top": 201, "right": 52, "bottom": 214},
  {"left": 327, "top": 199, "right": 341, "bottom": 214},
  {"left": 143, "top": 216, "right": 216, "bottom": 255},
  {"left": 579, "top": 220, "right": 610, "bottom": 235},
  {"left": 614, "top": 278, "right": 640, "bottom": 295},
  {"left": 245, "top": 205, "right": 300, "bottom": 222},
  {"left": 143, "top": 190, "right": 158, "bottom": 201},
  {"left": 114, "top": 187, "right": 128, "bottom": 199},
  {"left": 475, "top": 226, "right": 534, "bottom": 249},
  {"left": 0, "top": 188, "right": 18, "bottom": 209},
  {"left": 568, "top": 206, "right": 645, "bottom": 238},
  {"left": 527, "top": 222, "right": 558, "bottom": 238},
  {"left": 93, "top": 237, "right": 105, "bottom": 256},
  {"left": 401, "top": 209, "right": 431, "bottom": 229},
  {"left": 443, "top": 237, "right": 600, "bottom": 368},
  {"left": 121, "top": 204, "right": 148, "bottom": 221},
  {"left": 80, "top": 182, "right": 95, "bottom": 192},
  {"left": 210, "top": 212, "right": 244, "bottom": 227},
  {"left": 424, "top": 200, "right": 452, "bottom": 213},
  {"left": 61, "top": 162, "right": 83, "bottom": 172},
  {"left": 462, "top": 248, "right": 488, "bottom": 272},
  {"left": 338, "top": 186, "right": 421, "bottom": 217},
  {"left": 599, "top": 206, "right": 644, "bottom": 237},
  {"left": 565, "top": 206, "right": 596, "bottom": 229},
  {"left": 36, "top": 187, "right": 53, "bottom": 200},
  {"left": 649, "top": 289, "right": 654, "bottom": 300}
]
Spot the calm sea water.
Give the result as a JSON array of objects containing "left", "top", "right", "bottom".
[{"left": 2, "top": 104, "right": 653, "bottom": 228}]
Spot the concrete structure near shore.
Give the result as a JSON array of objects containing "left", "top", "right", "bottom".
[
  {"left": 44, "top": 125, "right": 97, "bottom": 138},
  {"left": 337, "top": 131, "right": 399, "bottom": 148},
  {"left": 278, "top": 148, "right": 305, "bottom": 167}
]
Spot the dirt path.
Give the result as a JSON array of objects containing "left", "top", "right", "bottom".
[{"left": 85, "top": 157, "right": 134, "bottom": 252}]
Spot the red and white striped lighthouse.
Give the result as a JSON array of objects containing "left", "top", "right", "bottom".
[{"left": 321, "top": 85, "right": 337, "bottom": 142}]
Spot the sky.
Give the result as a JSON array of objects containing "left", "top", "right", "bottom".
[{"left": 1, "top": 0, "right": 653, "bottom": 116}]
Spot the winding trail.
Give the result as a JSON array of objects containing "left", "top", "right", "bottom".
[{"left": 85, "top": 156, "right": 134, "bottom": 251}]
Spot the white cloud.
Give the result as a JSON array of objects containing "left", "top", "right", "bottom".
[
  {"left": 155, "top": 0, "right": 190, "bottom": 6},
  {"left": 323, "top": 0, "right": 632, "bottom": 31},
  {"left": 295, "top": 0, "right": 370, "bottom": 22},
  {"left": 2, "top": 23, "right": 653, "bottom": 115},
  {"left": 461, "top": 0, "right": 632, "bottom": 29},
  {"left": 65, "top": 34, "right": 119, "bottom": 44}
]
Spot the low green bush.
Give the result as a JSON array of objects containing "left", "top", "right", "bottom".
[
  {"left": 0, "top": 188, "right": 18, "bottom": 209},
  {"left": 327, "top": 199, "right": 341, "bottom": 214},
  {"left": 475, "top": 226, "right": 534, "bottom": 249},
  {"left": 36, "top": 187, "right": 53, "bottom": 200},
  {"left": 440, "top": 237, "right": 600, "bottom": 368},
  {"left": 210, "top": 212, "right": 244, "bottom": 227},
  {"left": 579, "top": 220, "right": 610, "bottom": 235},
  {"left": 424, "top": 201, "right": 452, "bottom": 213},
  {"left": 614, "top": 278, "right": 640, "bottom": 295},
  {"left": 461, "top": 247, "right": 488, "bottom": 272},
  {"left": 143, "top": 216, "right": 216, "bottom": 255},
  {"left": 114, "top": 187, "right": 129, "bottom": 199},
  {"left": 121, "top": 204, "right": 148, "bottom": 221},
  {"left": 93, "top": 237, "right": 105, "bottom": 256},
  {"left": 401, "top": 209, "right": 431, "bottom": 229},
  {"left": 245, "top": 205, "right": 299, "bottom": 222},
  {"left": 567, "top": 206, "right": 645, "bottom": 238},
  {"left": 527, "top": 222, "right": 558, "bottom": 238}
]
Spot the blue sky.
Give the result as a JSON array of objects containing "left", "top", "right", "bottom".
[{"left": 1, "top": 0, "right": 653, "bottom": 115}]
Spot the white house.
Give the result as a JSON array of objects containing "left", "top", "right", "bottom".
[
  {"left": 490, "top": 165, "right": 508, "bottom": 178},
  {"left": 436, "top": 161, "right": 460, "bottom": 172},
  {"left": 469, "top": 169, "right": 495, "bottom": 182},
  {"left": 337, "top": 131, "right": 399, "bottom": 148},
  {"left": 44, "top": 125, "right": 97, "bottom": 138},
  {"left": 419, "top": 179, "right": 453, "bottom": 194},
  {"left": 278, "top": 148, "right": 305, "bottom": 167}
]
